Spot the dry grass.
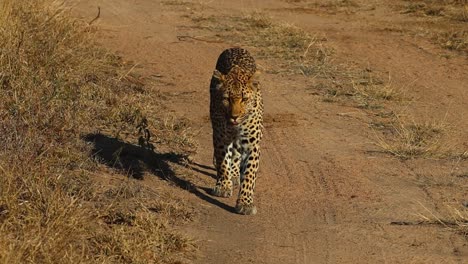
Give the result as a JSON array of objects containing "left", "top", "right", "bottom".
[
  {"left": 0, "top": 0, "right": 196, "bottom": 263},
  {"left": 323, "top": 69, "right": 402, "bottom": 108},
  {"left": 284, "top": 0, "right": 361, "bottom": 14},
  {"left": 191, "top": 12, "right": 331, "bottom": 75},
  {"left": 376, "top": 119, "right": 446, "bottom": 159},
  {"left": 307, "top": 0, "right": 360, "bottom": 13},
  {"left": 398, "top": 0, "right": 468, "bottom": 52},
  {"left": 240, "top": 13, "right": 332, "bottom": 76},
  {"left": 417, "top": 205, "right": 468, "bottom": 239},
  {"left": 392, "top": 204, "right": 468, "bottom": 239},
  {"left": 90, "top": 182, "right": 196, "bottom": 263},
  {"left": 434, "top": 30, "right": 468, "bottom": 51},
  {"left": 401, "top": 0, "right": 468, "bottom": 21},
  {"left": 161, "top": 0, "right": 198, "bottom": 8},
  {"left": 374, "top": 116, "right": 467, "bottom": 160}
]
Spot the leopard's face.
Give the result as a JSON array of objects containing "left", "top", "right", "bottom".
[{"left": 213, "top": 67, "right": 259, "bottom": 126}]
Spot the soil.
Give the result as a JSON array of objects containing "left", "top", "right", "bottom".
[{"left": 72, "top": 0, "right": 468, "bottom": 263}]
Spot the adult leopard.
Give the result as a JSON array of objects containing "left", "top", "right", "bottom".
[{"left": 209, "top": 47, "right": 264, "bottom": 215}]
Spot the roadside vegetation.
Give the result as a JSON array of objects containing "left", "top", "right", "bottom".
[
  {"left": 0, "top": 1, "right": 196, "bottom": 263},
  {"left": 397, "top": 0, "right": 468, "bottom": 53}
]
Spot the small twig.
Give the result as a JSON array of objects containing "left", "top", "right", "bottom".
[
  {"left": 88, "top": 6, "right": 101, "bottom": 25},
  {"left": 390, "top": 221, "right": 423, "bottom": 226},
  {"left": 176, "top": 35, "right": 224, "bottom": 43},
  {"left": 301, "top": 40, "right": 316, "bottom": 59},
  {"left": 119, "top": 63, "right": 140, "bottom": 81},
  {"left": 391, "top": 220, "right": 467, "bottom": 227}
]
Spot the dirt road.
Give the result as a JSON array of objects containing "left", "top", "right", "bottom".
[{"left": 73, "top": 1, "right": 467, "bottom": 263}]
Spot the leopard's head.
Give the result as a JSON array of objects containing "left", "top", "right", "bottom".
[{"left": 213, "top": 66, "right": 259, "bottom": 126}]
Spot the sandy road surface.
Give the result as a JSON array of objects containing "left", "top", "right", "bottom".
[{"left": 73, "top": 0, "right": 467, "bottom": 263}]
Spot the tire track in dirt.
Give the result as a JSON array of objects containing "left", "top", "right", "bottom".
[
  {"left": 253, "top": 73, "right": 392, "bottom": 262},
  {"left": 260, "top": 127, "right": 332, "bottom": 264},
  {"left": 257, "top": 82, "right": 368, "bottom": 263}
]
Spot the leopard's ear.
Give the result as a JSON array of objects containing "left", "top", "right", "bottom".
[
  {"left": 249, "top": 71, "right": 260, "bottom": 91},
  {"left": 212, "top": 70, "right": 224, "bottom": 81}
]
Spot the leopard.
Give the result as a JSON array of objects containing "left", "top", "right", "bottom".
[{"left": 209, "top": 47, "right": 264, "bottom": 215}]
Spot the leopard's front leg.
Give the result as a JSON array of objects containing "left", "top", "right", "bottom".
[
  {"left": 230, "top": 142, "right": 242, "bottom": 187},
  {"left": 211, "top": 142, "right": 235, "bottom": 197},
  {"left": 235, "top": 146, "right": 260, "bottom": 215}
]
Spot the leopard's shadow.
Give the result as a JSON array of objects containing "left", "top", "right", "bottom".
[
  {"left": 82, "top": 133, "right": 235, "bottom": 213},
  {"left": 189, "top": 162, "right": 217, "bottom": 179}
]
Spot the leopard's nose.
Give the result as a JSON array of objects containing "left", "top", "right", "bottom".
[{"left": 229, "top": 115, "right": 239, "bottom": 125}]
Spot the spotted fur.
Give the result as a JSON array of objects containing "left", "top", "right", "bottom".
[{"left": 209, "top": 48, "right": 264, "bottom": 215}]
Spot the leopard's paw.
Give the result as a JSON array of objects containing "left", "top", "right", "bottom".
[
  {"left": 235, "top": 202, "right": 257, "bottom": 215},
  {"left": 211, "top": 185, "right": 232, "bottom": 198}
]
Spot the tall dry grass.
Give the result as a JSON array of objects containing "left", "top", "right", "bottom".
[{"left": 0, "top": 1, "right": 195, "bottom": 263}]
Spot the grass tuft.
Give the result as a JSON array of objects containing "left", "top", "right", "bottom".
[
  {"left": 417, "top": 204, "right": 468, "bottom": 239},
  {"left": 376, "top": 120, "right": 445, "bottom": 159},
  {"left": 392, "top": 204, "right": 468, "bottom": 239},
  {"left": 374, "top": 116, "right": 467, "bottom": 160},
  {"left": 435, "top": 30, "right": 468, "bottom": 51},
  {"left": 321, "top": 68, "right": 402, "bottom": 108}
]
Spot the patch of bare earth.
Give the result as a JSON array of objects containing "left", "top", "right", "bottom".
[{"left": 67, "top": 0, "right": 467, "bottom": 263}]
